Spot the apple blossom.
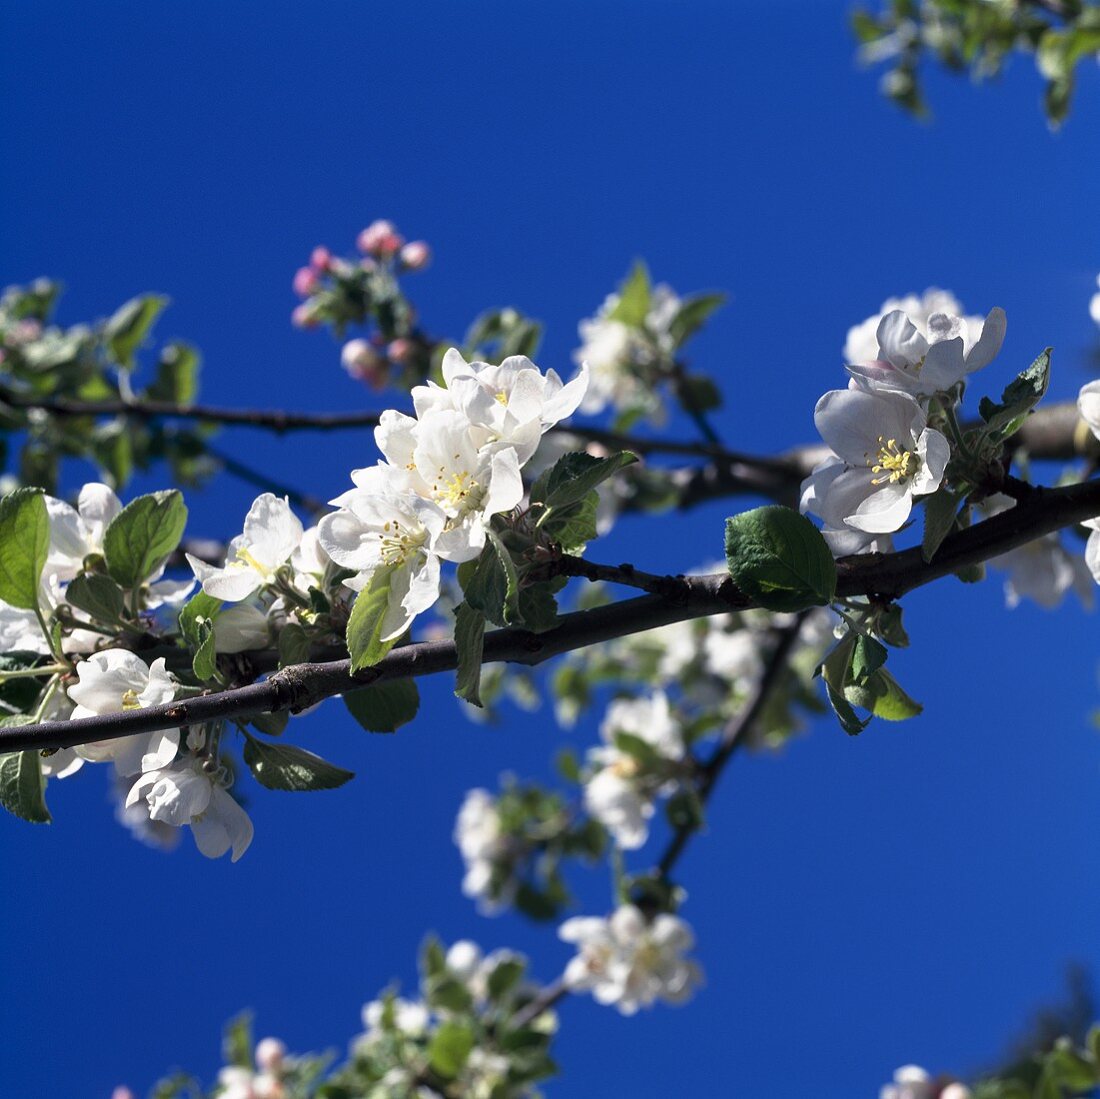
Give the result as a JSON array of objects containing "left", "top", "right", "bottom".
[
  {"left": 559, "top": 904, "right": 702, "bottom": 1015},
  {"left": 454, "top": 788, "right": 510, "bottom": 910},
  {"left": 45, "top": 482, "right": 122, "bottom": 580},
  {"left": 126, "top": 758, "right": 254, "bottom": 861},
  {"left": 809, "top": 388, "right": 950, "bottom": 534},
  {"left": 843, "top": 289, "right": 983, "bottom": 365},
  {"left": 187, "top": 493, "right": 304, "bottom": 602},
  {"left": 1090, "top": 274, "right": 1100, "bottom": 327},
  {"left": 398, "top": 240, "right": 431, "bottom": 270},
  {"left": 878, "top": 1065, "right": 941, "bottom": 1099},
  {"left": 67, "top": 649, "right": 179, "bottom": 774},
  {"left": 340, "top": 337, "right": 386, "bottom": 386},
  {"left": 357, "top": 219, "right": 404, "bottom": 257}
]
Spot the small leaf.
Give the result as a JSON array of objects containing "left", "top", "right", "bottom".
[
  {"left": 453, "top": 602, "right": 486, "bottom": 707},
  {"left": 65, "top": 573, "right": 126, "bottom": 624},
  {"left": 242, "top": 735, "right": 354, "bottom": 792},
  {"left": 104, "top": 294, "right": 168, "bottom": 369},
  {"left": 530, "top": 451, "right": 638, "bottom": 511},
  {"left": 343, "top": 679, "right": 419, "bottom": 733},
  {"left": 104, "top": 490, "right": 188, "bottom": 589},
  {"left": 428, "top": 1021, "right": 476, "bottom": 1078},
  {"left": 725, "top": 505, "right": 837, "bottom": 612},
  {"left": 669, "top": 292, "right": 726, "bottom": 347},
  {"left": 607, "top": 261, "right": 651, "bottom": 328},
  {"left": 0, "top": 488, "right": 49, "bottom": 610},
  {"left": 614, "top": 730, "right": 662, "bottom": 770},
  {"left": 344, "top": 563, "right": 399, "bottom": 672},
  {"left": 849, "top": 634, "right": 888, "bottom": 683},
  {"left": 0, "top": 742, "right": 51, "bottom": 824},
  {"left": 277, "top": 622, "right": 311, "bottom": 668},
  {"left": 921, "top": 485, "right": 963, "bottom": 563},
  {"left": 486, "top": 530, "right": 520, "bottom": 624},
  {"left": 192, "top": 618, "right": 217, "bottom": 682},
  {"left": 844, "top": 668, "right": 923, "bottom": 722},
  {"left": 179, "top": 591, "right": 222, "bottom": 647},
  {"left": 543, "top": 491, "right": 599, "bottom": 553},
  {"left": 147, "top": 342, "right": 200, "bottom": 404},
  {"left": 222, "top": 1013, "right": 253, "bottom": 1071},
  {"left": 977, "top": 349, "right": 1051, "bottom": 442}
]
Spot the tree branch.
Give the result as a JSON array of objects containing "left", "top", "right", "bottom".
[{"left": 7, "top": 475, "right": 1100, "bottom": 755}]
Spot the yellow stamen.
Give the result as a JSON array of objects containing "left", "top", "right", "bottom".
[
  {"left": 870, "top": 436, "right": 915, "bottom": 485},
  {"left": 121, "top": 689, "right": 141, "bottom": 710},
  {"left": 234, "top": 545, "right": 270, "bottom": 576}
]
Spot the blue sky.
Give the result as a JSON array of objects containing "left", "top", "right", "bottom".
[{"left": 2, "top": 2, "right": 1100, "bottom": 1096}]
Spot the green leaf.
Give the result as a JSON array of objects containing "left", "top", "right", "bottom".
[
  {"left": 0, "top": 742, "right": 51, "bottom": 824},
  {"left": 977, "top": 348, "right": 1051, "bottom": 442},
  {"left": 147, "top": 342, "right": 200, "bottom": 404},
  {"left": 65, "top": 572, "right": 126, "bottom": 625},
  {"left": 676, "top": 371, "right": 723, "bottom": 413},
  {"left": 849, "top": 634, "right": 888, "bottom": 683},
  {"left": 669, "top": 292, "right": 726, "bottom": 347},
  {"left": 824, "top": 682, "right": 870, "bottom": 736},
  {"left": 277, "top": 622, "right": 311, "bottom": 667},
  {"left": 844, "top": 668, "right": 923, "bottom": 722},
  {"left": 530, "top": 450, "right": 638, "bottom": 511},
  {"left": 725, "top": 505, "right": 837, "bottom": 612},
  {"left": 666, "top": 788, "right": 705, "bottom": 831},
  {"left": 486, "top": 958, "right": 525, "bottom": 1001},
  {"left": 343, "top": 679, "right": 419, "bottom": 733},
  {"left": 453, "top": 602, "right": 486, "bottom": 707},
  {"left": 192, "top": 618, "right": 217, "bottom": 682},
  {"left": 607, "top": 261, "right": 651, "bottom": 328},
  {"left": 517, "top": 582, "right": 559, "bottom": 633},
  {"left": 222, "top": 1013, "right": 253, "bottom": 1071},
  {"left": 249, "top": 709, "right": 289, "bottom": 737},
  {"left": 104, "top": 294, "right": 168, "bottom": 369},
  {"left": 344, "top": 563, "right": 399, "bottom": 672},
  {"left": 179, "top": 591, "right": 222, "bottom": 647},
  {"left": 543, "top": 491, "right": 599, "bottom": 553},
  {"left": 921, "top": 485, "right": 963, "bottom": 563},
  {"left": 614, "top": 730, "right": 662, "bottom": 770},
  {"left": 428, "top": 1021, "right": 476, "bottom": 1078},
  {"left": 242, "top": 735, "right": 354, "bottom": 792},
  {"left": 103, "top": 490, "right": 188, "bottom": 589},
  {"left": 486, "top": 530, "right": 520, "bottom": 623},
  {"left": 0, "top": 488, "right": 49, "bottom": 610}
]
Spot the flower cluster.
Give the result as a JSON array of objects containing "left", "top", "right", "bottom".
[
  {"left": 291, "top": 219, "right": 432, "bottom": 392},
  {"left": 318, "top": 348, "right": 588, "bottom": 644},
  {"left": 879, "top": 1064, "right": 971, "bottom": 1099},
  {"left": 803, "top": 291, "right": 1006, "bottom": 550},
  {"left": 559, "top": 904, "right": 703, "bottom": 1015}
]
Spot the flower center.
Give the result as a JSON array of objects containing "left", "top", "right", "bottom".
[
  {"left": 611, "top": 755, "right": 640, "bottom": 779},
  {"left": 870, "top": 437, "right": 916, "bottom": 485},
  {"left": 431, "top": 464, "right": 479, "bottom": 511},
  {"left": 494, "top": 390, "right": 509, "bottom": 405},
  {"left": 234, "top": 545, "right": 271, "bottom": 577},
  {"left": 379, "top": 519, "right": 425, "bottom": 565},
  {"left": 120, "top": 688, "right": 141, "bottom": 710}
]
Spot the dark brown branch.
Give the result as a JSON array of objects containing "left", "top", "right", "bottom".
[{"left": 7, "top": 475, "right": 1100, "bottom": 755}]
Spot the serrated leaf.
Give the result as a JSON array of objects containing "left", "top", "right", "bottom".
[
  {"left": 486, "top": 529, "right": 520, "bottom": 624},
  {"left": 0, "top": 743, "right": 51, "bottom": 823},
  {"left": 543, "top": 491, "right": 599, "bottom": 553},
  {"left": 844, "top": 668, "right": 923, "bottom": 722},
  {"left": 179, "top": 591, "right": 222, "bottom": 646},
  {"left": 530, "top": 451, "right": 638, "bottom": 511},
  {"left": 453, "top": 602, "right": 486, "bottom": 706},
  {"left": 147, "top": 342, "right": 200, "bottom": 404},
  {"left": 104, "top": 294, "right": 168, "bottom": 369},
  {"left": 343, "top": 679, "right": 419, "bottom": 733},
  {"left": 0, "top": 488, "right": 49, "bottom": 610},
  {"left": 104, "top": 490, "right": 187, "bottom": 589},
  {"left": 344, "top": 563, "right": 400, "bottom": 672},
  {"left": 849, "top": 634, "right": 888, "bottom": 682},
  {"left": 242, "top": 735, "right": 354, "bottom": 792},
  {"left": 517, "top": 582, "right": 559, "bottom": 633},
  {"left": 977, "top": 349, "right": 1051, "bottom": 442},
  {"left": 825, "top": 682, "right": 870, "bottom": 736},
  {"left": 65, "top": 572, "right": 126, "bottom": 624},
  {"left": 428, "top": 1022, "right": 476, "bottom": 1078},
  {"left": 725, "top": 505, "right": 837, "bottom": 612},
  {"left": 607, "top": 261, "right": 651, "bottom": 328}
]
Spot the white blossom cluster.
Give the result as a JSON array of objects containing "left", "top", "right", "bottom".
[
  {"left": 573, "top": 284, "right": 680, "bottom": 421},
  {"left": 317, "top": 348, "right": 588, "bottom": 642},
  {"left": 216, "top": 1037, "right": 290, "bottom": 1099},
  {"left": 879, "top": 1064, "right": 971, "bottom": 1099}
]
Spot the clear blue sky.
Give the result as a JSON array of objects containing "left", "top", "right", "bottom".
[{"left": 2, "top": 2, "right": 1100, "bottom": 1096}]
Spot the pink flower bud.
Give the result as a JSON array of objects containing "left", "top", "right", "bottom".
[
  {"left": 292, "top": 266, "right": 319, "bottom": 298},
  {"left": 398, "top": 241, "right": 431, "bottom": 271},
  {"left": 255, "top": 1036, "right": 287, "bottom": 1073},
  {"left": 291, "top": 302, "right": 321, "bottom": 329},
  {"left": 357, "top": 219, "right": 404, "bottom": 258},
  {"left": 387, "top": 337, "right": 416, "bottom": 365},
  {"left": 310, "top": 246, "right": 332, "bottom": 273},
  {"left": 341, "top": 338, "right": 387, "bottom": 386}
]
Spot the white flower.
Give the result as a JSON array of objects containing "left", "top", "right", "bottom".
[
  {"left": 445, "top": 940, "right": 483, "bottom": 981},
  {"left": 1074, "top": 381, "right": 1100, "bottom": 587},
  {"left": 584, "top": 692, "right": 683, "bottom": 850},
  {"left": 811, "top": 388, "right": 950, "bottom": 534},
  {"left": 703, "top": 626, "right": 763, "bottom": 687},
  {"left": 67, "top": 650, "right": 179, "bottom": 775},
  {"left": 800, "top": 456, "right": 894, "bottom": 556},
  {"left": 45, "top": 482, "right": 122, "bottom": 581},
  {"left": 215, "top": 1065, "right": 283, "bottom": 1099},
  {"left": 454, "top": 788, "right": 508, "bottom": 907},
  {"left": 412, "top": 348, "right": 588, "bottom": 460},
  {"left": 212, "top": 602, "right": 272, "bottom": 652},
  {"left": 845, "top": 299, "right": 1006, "bottom": 398},
  {"left": 126, "top": 759, "right": 253, "bottom": 861},
  {"left": 361, "top": 997, "right": 430, "bottom": 1039},
  {"left": 187, "top": 493, "right": 303, "bottom": 602},
  {"left": 290, "top": 525, "right": 329, "bottom": 593},
  {"left": 1091, "top": 274, "right": 1100, "bottom": 328},
  {"left": 319, "top": 476, "right": 446, "bottom": 642},
  {"left": 574, "top": 284, "right": 680, "bottom": 417},
  {"left": 559, "top": 904, "right": 702, "bottom": 1014},
  {"left": 879, "top": 1065, "right": 934, "bottom": 1099},
  {"left": 843, "top": 289, "right": 983, "bottom": 365}
]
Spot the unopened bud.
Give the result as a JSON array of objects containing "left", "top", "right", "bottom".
[
  {"left": 387, "top": 337, "right": 416, "bottom": 365},
  {"left": 398, "top": 240, "right": 431, "bottom": 271},
  {"left": 255, "top": 1036, "right": 287, "bottom": 1073},
  {"left": 310, "top": 246, "right": 333, "bottom": 273},
  {"left": 291, "top": 302, "right": 321, "bottom": 330},
  {"left": 445, "top": 940, "right": 482, "bottom": 979},
  {"left": 292, "top": 267, "right": 319, "bottom": 298},
  {"left": 341, "top": 338, "right": 387, "bottom": 386},
  {"left": 357, "top": 219, "right": 404, "bottom": 258}
]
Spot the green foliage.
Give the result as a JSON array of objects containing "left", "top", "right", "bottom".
[
  {"left": 818, "top": 631, "right": 922, "bottom": 735},
  {"left": 978, "top": 349, "right": 1052, "bottom": 445},
  {"left": 344, "top": 563, "right": 400, "bottom": 671},
  {"left": 104, "top": 294, "right": 168, "bottom": 369},
  {"left": 65, "top": 572, "right": 126, "bottom": 625},
  {"left": 607, "top": 260, "right": 652, "bottom": 327},
  {"left": 0, "top": 737, "right": 51, "bottom": 824},
  {"left": 103, "top": 489, "right": 188, "bottom": 589},
  {"left": 242, "top": 734, "right": 354, "bottom": 792},
  {"left": 725, "top": 505, "right": 837, "bottom": 612},
  {"left": 343, "top": 679, "right": 420, "bottom": 733},
  {"left": 0, "top": 488, "right": 49, "bottom": 610},
  {"left": 530, "top": 450, "right": 638, "bottom": 512},
  {"left": 453, "top": 602, "right": 486, "bottom": 706}
]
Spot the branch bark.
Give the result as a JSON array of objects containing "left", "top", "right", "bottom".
[{"left": 8, "top": 475, "right": 1100, "bottom": 755}]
